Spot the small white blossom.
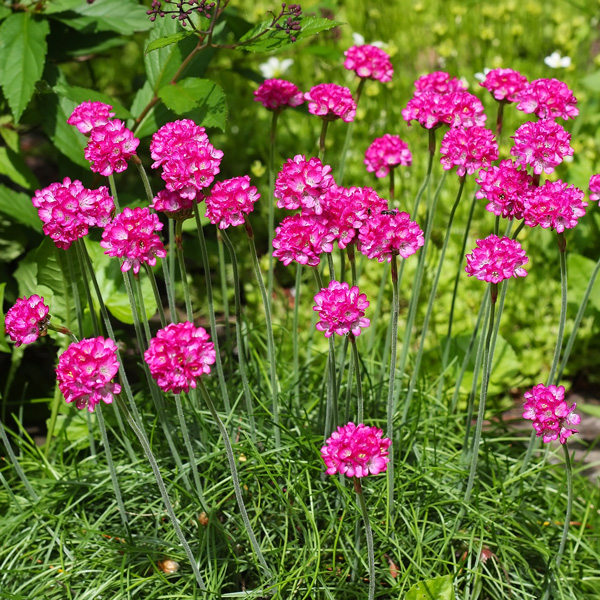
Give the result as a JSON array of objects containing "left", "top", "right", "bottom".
[
  {"left": 474, "top": 68, "right": 491, "bottom": 83},
  {"left": 258, "top": 57, "right": 293, "bottom": 79},
  {"left": 544, "top": 51, "right": 571, "bottom": 69}
]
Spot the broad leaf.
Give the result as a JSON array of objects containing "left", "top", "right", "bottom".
[
  {"left": 406, "top": 575, "right": 455, "bottom": 600},
  {"left": 0, "top": 116, "right": 19, "bottom": 153},
  {"left": 0, "top": 146, "right": 39, "bottom": 189},
  {"left": 53, "top": 83, "right": 132, "bottom": 120},
  {"left": 0, "top": 185, "right": 42, "bottom": 232},
  {"left": 0, "top": 216, "right": 27, "bottom": 261},
  {"left": 145, "top": 31, "right": 193, "bottom": 54},
  {"left": 0, "top": 5, "right": 11, "bottom": 22},
  {"left": 130, "top": 80, "right": 175, "bottom": 138},
  {"left": 0, "top": 13, "right": 49, "bottom": 122}
]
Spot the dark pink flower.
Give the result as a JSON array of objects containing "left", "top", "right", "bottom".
[
  {"left": 343, "top": 44, "right": 393, "bottom": 82},
  {"left": 253, "top": 78, "right": 304, "bottom": 111},
  {"left": 515, "top": 78, "right": 578, "bottom": 121},
  {"left": 589, "top": 174, "right": 600, "bottom": 202},
  {"left": 523, "top": 180, "right": 587, "bottom": 233},
  {"left": 510, "top": 120, "right": 573, "bottom": 175},
  {"left": 100, "top": 207, "right": 166, "bottom": 274},
  {"left": 358, "top": 211, "right": 424, "bottom": 262},
  {"left": 476, "top": 160, "right": 534, "bottom": 220},
  {"left": 321, "top": 422, "right": 391, "bottom": 478},
  {"left": 523, "top": 384, "right": 580, "bottom": 444},
  {"left": 305, "top": 83, "right": 356, "bottom": 122},
  {"left": 313, "top": 280, "right": 370, "bottom": 338},
  {"left": 440, "top": 126, "right": 498, "bottom": 177},
  {"left": 67, "top": 101, "right": 115, "bottom": 135},
  {"left": 152, "top": 189, "right": 195, "bottom": 219},
  {"left": 272, "top": 213, "right": 335, "bottom": 266},
  {"left": 150, "top": 119, "right": 209, "bottom": 168},
  {"left": 144, "top": 322, "right": 216, "bottom": 394},
  {"left": 56, "top": 337, "right": 121, "bottom": 412},
  {"left": 402, "top": 90, "right": 448, "bottom": 129},
  {"left": 364, "top": 134, "right": 412, "bottom": 178},
  {"left": 206, "top": 175, "right": 260, "bottom": 229},
  {"left": 5, "top": 295, "right": 50, "bottom": 347},
  {"left": 480, "top": 68, "right": 528, "bottom": 102},
  {"left": 84, "top": 119, "right": 140, "bottom": 176},
  {"left": 465, "top": 235, "right": 528, "bottom": 284},
  {"left": 414, "top": 71, "right": 466, "bottom": 94},
  {"left": 274, "top": 155, "right": 335, "bottom": 215}
]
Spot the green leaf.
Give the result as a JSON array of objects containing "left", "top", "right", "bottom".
[
  {"left": 130, "top": 80, "right": 175, "bottom": 138},
  {"left": 237, "top": 16, "right": 343, "bottom": 53},
  {"left": 53, "top": 83, "right": 132, "bottom": 120},
  {"left": 0, "top": 282, "right": 9, "bottom": 353},
  {"left": 145, "top": 31, "right": 193, "bottom": 54},
  {"left": 579, "top": 403, "right": 600, "bottom": 418},
  {"left": 0, "top": 216, "right": 27, "bottom": 261},
  {"left": 567, "top": 253, "right": 600, "bottom": 312},
  {"left": 0, "top": 5, "right": 11, "bottom": 23},
  {"left": 0, "top": 185, "right": 42, "bottom": 232},
  {"left": 580, "top": 70, "right": 600, "bottom": 92},
  {"left": 0, "top": 116, "right": 19, "bottom": 153},
  {"left": 0, "top": 146, "right": 39, "bottom": 190},
  {"left": 406, "top": 575, "right": 455, "bottom": 600},
  {"left": 0, "top": 13, "right": 49, "bottom": 122}
]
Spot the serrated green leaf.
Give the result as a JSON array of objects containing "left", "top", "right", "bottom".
[
  {"left": 0, "top": 13, "right": 49, "bottom": 122},
  {"left": 145, "top": 31, "right": 193, "bottom": 54},
  {"left": 53, "top": 83, "right": 132, "bottom": 120},
  {"left": 130, "top": 80, "right": 176, "bottom": 138},
  {"left": 406, "top": 575, "right": 455, "bottom": 600},
  {"left": 0, "top": 146, "right": 39, "bottom": 190},
  {"left": 0, "top": 185, "right": 42, "bottom": 232}
]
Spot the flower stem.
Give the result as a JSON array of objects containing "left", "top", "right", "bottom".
[
  {"left": 168, "top": 219, "right": 177, "bottom": 319},
  {"left": 133, "top": 156, "right": 154, "bottom": 205},
  {"left": 549, "top": 233, "right": 568, "bottom": 386},
  {"left": 350, "top": 334, "right": 364, "bottom": 423},
  {"left": 175, "top": 220, "right": 194, "bottom": 321},
  {"left": 389, "top": 167, "right": 395, "bottom": 202},
  {"left": 354, "top": 477, "right": 376, "bottom": 600},
  {"left": 267, "top": 110, "right": 280, "bottom": 303},
  {"left": 216, "top": 231, "right": 231, "bottom": 362},
  {"left": 495, "top": 101, "right": 505, "bottom": 137},
  {"left": 293, "top": 263, "right": 302, "bottom": 405},
  {"left": 347, "top": 243, "right": 357, "bottom": 287},
  {"left": 337, "top": 79, "right": 364, "bottom": 185},
  {"left": 108, "top": 174, "right": 120, "bottom": 212},
  {"left": 319, "top": 119, "right": 329, "bottom": 162},
  {"left": 144, "top": 264, "right": 167, "bottom": 329}
]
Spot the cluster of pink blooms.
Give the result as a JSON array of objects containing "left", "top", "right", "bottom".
[
  {"left": 357, "top": 211, "right": 425, "bottom": 262},
  {"left": 476, "top": 160, "right": 534, "bottom": 220},
  {"left": 152, "top": 189, "right": 195, "bottom": 218},
  {"left": 67, "top": 101, "right": 115, "bottom": 134},
  {"left": 304, "top": 83, "right": 356, "bottom": 122},
  {"left": 205, "top": 176, "right": 260, "bottom": 229},
  {"left": 32, "top": 177, "right": 114, "bottom": 249},
  {"left": 56, "top": 337, "right": 121, "bottom": 412},
  {"left": 144, "top": 322, "right": 216, "bottom": 394},
  {"left": 414, "top": 71, "right": 466, "bottom": 94},
  {"left": 523, "top": 384, "right": 580, "bottom": 444},
  {"left": 83, "top": 119, "right": 140, "bottom": 176},
  {"left": 150, "top": 119, "right": 223, "bottom": 200},
  {"left": 515, "top": 78, "right": 578, "bottom": 121},
  {"left": 589, "top": 174, "right": 600, "bottom": 202},
  {"left": 5, "top": 295, "right": 50, "bottom": 347},
  {"left": 510, "top": 120, "right": 573, "bottom": 175},
  {"left": 253, "top": 78, "right": 304, "bottom": 111},
  {"left": 343, "top": 44, "right": 393, "bottom": 83},
  {"left": 439, "top": 126, "right": 499, "bottom": 177},
  {"left": 465, "top": 235, "right": 528, "bottom": 284},
  {"left": 313, "top": 281, "right": 370, "bottom": 338},
  {"left": 321, "top": 422, "right": 391, "bottom": 478},
  {"left": 480, "top": 68, "right": 528, "bottom": 102},
  {"left": 364, "top": 134, "right": 412, "bottom": 178},
  {"left": 523, "top": 180, "right": 587, "bottom": 233},
  {"left": 100, "top": 207, "right": 167, "bottom": 274}
]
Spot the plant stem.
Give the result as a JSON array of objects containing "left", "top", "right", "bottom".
[
  {"left": 133, "top": 156, "right": 154, "bottom": 205},
  {"left": 168, "top": 219, "right": 177, "bottom": 319},
  {"left": 389, "top": 167, "right": 395, "bottom": 202},
  {"left": 217, "top": 231, "right": 231, "bottom": 363},
  {"left": 319, "top": 119, "right": 329, "bottom": 162},
  {"left": 354, "top": 477, "right": 376, "bottom": 600},
  {"left": 175, "top": 220, "right": 194, "bottom": 321},
  {"left": 495, "top": 101, "right": 505, "bottom": 137},
  {"left": 337, "top": 79, "right": 364, "bottom": 184},
  {"left": 267, "top": 110, "right": 280, "bottom": 303},
  {"left": 548, "top": 233, "right": 568, "bottom": 386},
  {"left": 108, "top": 174, "right": 120, "bottom": 212},
  {"left": 293, "top": 263, "right": 302, "bottom": 405},
  {"left": 350, "top": 334, "right": 364, "bottom": 423},
  {"left": 144, "top": 264, "right": 167, "bottom": 329}
]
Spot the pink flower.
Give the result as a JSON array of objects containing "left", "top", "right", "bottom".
[
  {"left": 321, "top": 422, "right": 391, "bottom": 478},
  {"left": 476, "top": 160, "right": 534, "bottom": 220},
  {"left": 274, "top": 155, "right": 335, "bottom": 215},
  {"left": 67, "top": 101, "right": 115, "bottom": 135},
  {"left": 364, "top": 134, "right": 412, "bottom": 178},
  {"left": 313, "top": 280, "right": 370, "bottom": 338},
  {"left": 414, "top": 71, "right": 466, "bottom": 94},
  {"left": 205, "top": 176, "right": 260, "bottom": 229},
  {"left": 510, "top": 120, "right": 573, "bottom": 175},
  {"left": 523, "top": 384, "right": 580, "bottom": 444},
  {"left": 253, "top": 78, "right": 304, "bottom": 111},
  {"left": 440, "top": 126, "right": 498, "bottom": 177},
  {"left": 523, "top": 180, "right": 587, "bottom": 233},
  {"left": 304, "top": 83, "right": 356, "bottom": 122},
  {"left": 343, "top": 44, "right": 393, "bottom": 82},
  {"left": 100, "top": 207, "right": 167, "bottom": 274},
  {"left": 152, "top": 189, "right": 195, "bottom": 219},
  {"left": 589, "top": 174, "right": 600, "bottom": 202},
  {"left": 402, "top": 90, "right": 448, "bottom": 129},
  {"left": 150, "top": 119, "right": 209, "bottom": 168},
  {"left": 56, "top": 337, "right": 121, "bottom": 412},
  {"left": 272, "top": 213, "right": 335, "bottom": 266},
  {"left": 480, "top": 68, "right": 528, "bottom": 102},
  {"left": 515, "top": 78, "right": 578, "bottom": 121},
  {"left": 5, "top": 295, "right": 50, "bottom": 347},
  {"left": 358, "top": 211, "right": 424, "bottom": 262},
  {"left": 465, "top": 235, "right": 528, "bottom": 284},
  {"left": 84, "top": 119, "right": 140, "bottom": 176},
  {"left": 144, "top": 322, "right": 216, "bottom": 394}
]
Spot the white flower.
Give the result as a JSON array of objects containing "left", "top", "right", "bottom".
[
  {"left": 258, "top": 57, "right": 293, "bottom": 79},
  {"left": 544, "top": 51, "right": 571, "bottom": 69},
  {"left": 474, "top": 68, "right": 491, "bottom": 83}
]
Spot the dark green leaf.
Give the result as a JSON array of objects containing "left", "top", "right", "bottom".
[
  {"left": 130, "top": 80, "right": 175, "bottom": 138},
  {"left": 0, "top": 147, "right": 39, "bottom": 190},
  {"left": 0, "top": 185, "right": 43, "bottom": 232},
  {"left": 406, "top": 575, "right": 455, "bottom": 600},
  {"left": 0, "top": 116, "right": 20, "bottom": 153},
  {"left": 53, "top": 83, "right": 132, "bottom": 120},
  {"left": 0, "top": 13, "right": 49, "bottom": 122},
  {"left": 0, "top": 5, "right": 11, "bottom": 23},
  {"left": 0, "top": 216, "right": 27, "bottom": 261},
  {"left": 145, "top": 31, "right": 193, "bottom": 54}
]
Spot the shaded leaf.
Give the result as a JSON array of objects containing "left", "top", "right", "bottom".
[
  {"left": 0, "top": 116, "right": 19, "bottom": 153},
  {"left": 0, "top": 216, "right": 27, "bottom": 261},
  {"left": 406, "top": 575, "right": 455, "bottom": 600},
  {"left": 53, "top": 83, "right": 132, "bottom": 120},
  {"left": 0, "top": 185, "right": 42, "bottom": 232},
  {"left": 0, "top": 146, "right": 39, "bottom": 190},
  {"left": 145, "top": 31, "right": 193, "bottom": 54}
]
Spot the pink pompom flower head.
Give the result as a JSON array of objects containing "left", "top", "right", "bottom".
[
  {"left": 440, "top": 126, "right": 499, "bottom": 178},
  {"left": 305, "top": 83, "right": 356, "bottom": 122},
  {"left": 84, "top": 119, "right": 140, "bottom": 176},
  {"left": 480, "top": 68, "right": 528, "bottom": 103},
  {"left": 321, "top": 422, "right": 391, "bottom": 478},
  {"left": 313, "top": 281, "right": 370, "bottom": 338},
  {"left": 67, "top": 101, "right": 115, "bottom": 135},
  {"left": 253, "top": 78, "right": 304, "bottom": 111},
  {"left": 343, "top": 44, "right": 393, "bottom": 83},
  {"left": 100, "top": 206, "right": 167, "bottom": 274},
  {"left": 56, "top": 337, "right": 121, "bottom": 412},
  {"left": 523, "top": 384, "right": 580, "bottom": 444},
  {"left": 364, "top": 134, "right": 412, "bottom": 178},
  {"left": 152, "top": 189, "right": 195, "bottom": 220},
  {"left": 465, "top": 235, "right": 528, "bottom": 285},
  {"left": 144, "top": 322, "right": 216, "bottom": 394},
  {"left": 414, "top": 71, "right": 467, "bottom": 95},
  {"left": 589, "top": 174, "right": 600, "bottom": 202},
  {"left": 515, "top": 78, "right": 578, "bottom": 121},
  {"left": 205, "top": 175, "right": 260, "bottom": 229},
  {"left": 5, "top": 295, "right": 50, "bottom": 347}
]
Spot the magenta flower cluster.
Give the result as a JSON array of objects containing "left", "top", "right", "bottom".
[
  {"left": 343, "top": 44, "right": 393, "bottom": 83},
  {"left": 313, "top": 281, "right": 370, "bottom": 338},
  {"left": 589, "top": 174, "right": 600, "bottom": 202},
  {"left": 414, "top": 71, "right": 466, "bottom": 94},
  {"left": 5, "top": 295, "right": 50, "bottom": 347},
  {"left": 56, "top": 337, "right": 122, "bottom": 412},
  {"left": 440, "top": 125, "right": 498, "bottom": 177},
  {"left": 304, "top": 83, "right": 356, "bottom": 122},
  {"left": 364, "top": 134, "right": 412, "bottom": 178},
  {"left": 84, "top": 119, "right": 140, "bottom": 176},
  {"left": 515, "top": 78, "right": 578, "bottom": 121},
  {"left": 144, "top": 322, "right": 216, "bottom": 394},
  {"left": 205, "top": 176, "right": 260, "bottom": 229},
  {"left": 67, "top": 101, "right": 115, "bottom": 135},
  {"left": 480, "top": 68, "right": 528, "bottom": 102},
  {"left": 152, "top": 189, "right": 195, "bottom": 218},
  {"left": 321, "top": 422, "right": 391, "bottom": 478},
  {"left": 465, "top": 235, "right": 528, "bottom": 284},
  {"left": 254, "top": 78, "right": 304, "bottom": 111},
  {"left": 523, "top": 384, "right": 580, "bottom": 444}
]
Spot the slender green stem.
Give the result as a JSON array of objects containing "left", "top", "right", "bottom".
[
  {"left": 108, "top": 174, "right": 120, "bottom": 212},
  {"left": 217, "top": 231, "right": 231, "bottom": 362},
  {"left": 354, "top": 477, "right": 376, "bottom": 600},
  {"left": 175, "top": 220, "right": 194, "bottom": 321},
  {"left": 74, "top": 241, "right": 100, "bottom": 336},
  {"left": 389, "top": 167, "right": 395, "bottom": 202},
  {"left": 350, "top": 334, "right": 364, "bottom": 423},
  {"left": 327, "top": 251, "right": 336, "bottom": 283},
  {"left": 130, "top": 272, "right": 152, "bottom": 343},
  {"left": 65, "top": 248, "right": 84, "bottom": 338},
  {"left": 319, "top": 119, "right": 329, "bottom": 162},
  {"left": 549, "top": 235, "right": 567, "bottom": 386},
  {"left": 144, "top": 264, "right": 167, "bottom": 329},
  {"left": 133, "top": 156, "right": 154, "bottom": 205},
  {"left": 495, "top": 101, "right": 505, "bottom": 138},
  {"left": 293, "top": 263, "right": 302, "bottom": 405},
  {"left": 167, "top": 219, "right": 177, "bottom": 320},
  {"left": 337, "top": 79, "right": 364, "bottom": 184},
  {"left": 0, "top": 418, "right": 38, "bottom": 501},
  {"left": 267, "top": 110, "right": 280, "bottom": 303},
  {"left": 512, "top": 220, "right": 526, "bottom": 241},
  {"left": 347, "top": 243, "right": 357, "bottom": 287}
]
